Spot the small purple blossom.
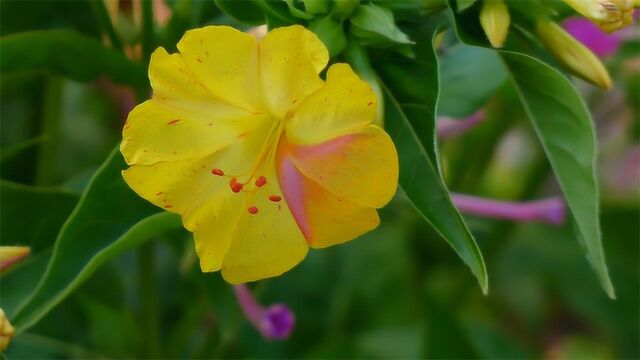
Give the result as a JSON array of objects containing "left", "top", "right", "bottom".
[
  {"left": 233, "top": 284, "right": 295, "bottom": 340},
  {"left": 260, "top": 304, "right": 295, "bottom": 340}
]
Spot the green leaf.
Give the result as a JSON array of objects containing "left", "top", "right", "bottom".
[
  {"left": 373, "top": 26, "right": 488, "bottom": 293},
  {"left": 457, "top": 0, "right": 477, "bottom": 12},
  {"left": 11, "top": 148, "right": 182, "bottom": 332},
  {"left": 438, "top": 44, "right": 507, "bottom": 117},
  {"left": 309, "top": 16, "right": 346, "bottom": 57},
  {"left": 0, "top": 30, "right": 147, "bottom": 88},
  {"left": 447, "top": 1, "right": 615, "bottom": 298},
  {"left": 256, "top": 0, "right": 300, "bottom": 29},
  {"left": 0, "top": 181, "right": 79, "bottom": 252},
  {"left": 214, "top": 0, "right": 265, "bottom": 25},
  {"left": 501, "top": 52, "right": 614, "bottom": 298},
  {"left": 285, "top": 0, "right": 314, "bottom": 19},
  {"left": 0, "top": 250, "right": 51, "bottom": 317},
  {"left": 303, "top": 0, "right": 329, "bottom": 15},
  {"left": 350, "top": 3, "right": 414, "bottom": 46}
]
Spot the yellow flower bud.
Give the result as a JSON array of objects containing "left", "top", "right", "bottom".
[
  {"left": 537, "top": 19, "right": 613, "bottom": 89},
  {"left": 564, "top": 0, "right": 636, "bottom": 32},
  {"left": 0, "top": 309, "right": 15, "bottom": 352},
  {"left": 480, "top": 0, "right": 511, "bottom": 48},
  {"left": 0, "top": 246, "right": 30, "bottom": 273}
]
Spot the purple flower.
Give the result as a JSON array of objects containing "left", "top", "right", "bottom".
[
  {"left": 563, "top": 17, "right": 622, "bottom": 57},
  {"left": 233, "top": 284, "right": 295, "bottom": 340}
]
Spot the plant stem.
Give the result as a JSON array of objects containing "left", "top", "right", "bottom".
[
  {"left": 138, "top": 243, "right": 160, "bottom": 358},
  {"left": 90, "top": 0, "right": 123, "bottom": 51},
  {"left": 35, "top": 76, "right": 63, "bottom": 186},
  {"left": 141, "top": 0, "right": 155, "bottom": 62}
]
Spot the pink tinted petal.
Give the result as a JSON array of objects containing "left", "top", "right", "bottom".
[{"left": 278, "top": 155, "right": 311, "bottom": 242}]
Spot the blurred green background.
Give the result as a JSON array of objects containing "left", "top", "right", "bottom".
[{"left": 1, "top": 0, "right": 638, "bottom": 358}]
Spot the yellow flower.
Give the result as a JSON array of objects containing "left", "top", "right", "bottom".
[
  {"left": 121, "top": 25, "right": 398, "bottom": 283},
  {"left": 563, "top": 0, "right": 636, "bottom": 32}
]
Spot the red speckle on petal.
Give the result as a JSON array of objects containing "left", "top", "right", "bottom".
[
  {"left": 211, "top": 168, "right": 224, "bottom": 176},
  {"left": 167, "top": 119, "right": 182, "bottom": 125},
  {"left": 269, "top": 195, "right": 282, "bottom": 202},
  {"left": 248, "top": 206, "right": 259, "bottom": 214},
  {"left": 156, "top": 192, "right": 164, "bottom": 196},
  {"left": 196, "top": 57, "right": 203, "bottom": 63},
  {"left": 165, "top": 205, "right": 173, "bottom": 209},
  {"left": 367, "top": 101, "right": 374, "bottom": 106},
  {"left": 255, "top": 176, "right": 267, "bottom": 187},
  {"left": 229, "top": 178, "right": 243, "bottom": 193}
]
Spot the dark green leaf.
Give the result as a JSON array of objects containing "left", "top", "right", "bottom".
[
  {"left": 350, "top": 3, "right": 413, "bottom": 46},
  {"left": 0, "top": 181, "right": 79, "bottom": 252},
  {"left": 501, "top": 52, "right": 614, "bottom": 298},
  {"left": 448, "top": 2, "right": 615, "bottom": 298},
  {"left": 373, "top": 26, "right": 488, "bottom": 293},
  {"left": 457, "top": 0, "right": 477, "bottom": 12},
  {"left": 438, "top": 44, "right": 507, "bottom": 117},
  {"left": 309, "top": 16, "right": 346, "bottom": 57},
  {"left": 0, "top": 30, "right": 147, "bottom": 88},
  {"left": 11, "top": 148, "right": 182, "bottom": 332}
]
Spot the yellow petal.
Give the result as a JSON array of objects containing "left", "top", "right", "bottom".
[
  {"left": 121, "top": 99, "right": 269, "bottom": 165},
  {"left": 259, "top": 25, "right": 329, "bottom": 117},
  {"left": 149, "top": 47, "right": 220, "bottom": 111},
  {"left": 177, "top": 26, "right": 262, "bottom": 112},
  {"left": 277, "top": 150, "right": 380, "bottom": 248},
  {"left": 122, "top": 120, "right": 272, "bottom": 228},
  {"left": 220, "top": 165, "right": 309, "bottom": 283},
  {"left": 285, "top": 63, "right": 377, "bottom": 145},
  {"left": 287, "top": 125, "right": 398, "bottom": 208}
]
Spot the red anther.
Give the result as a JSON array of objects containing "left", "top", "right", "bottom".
[
  {"left": 269, "top": 195, "right": 282, "bottom": 202},
  {"left": 255, "top": 176, "right": 267, "bottom": 187},
  {"left": 248, "top": 206, "right": 259, "bottom": 214},
  {"left": 211, "top": 168, "right": 224, "bottom": 176},
  {"left": 229, "top": 178, "right": 243, "bottom": 193}
]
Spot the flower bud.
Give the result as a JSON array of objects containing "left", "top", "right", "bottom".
[
  {"left": 0, "top": 309, "right": 15, "bottom": 351},
  {"left": 563, "top": 0, "right": 636, "bottom": 32},
  {"left": 537, "top": 19, "right": 613, "bottom": 89},
  {"left": 0, "top": 246, "right": 31, "bottom": 273},
  {"left": 480, "top": 0, "right": 511, "bottom": 48}
]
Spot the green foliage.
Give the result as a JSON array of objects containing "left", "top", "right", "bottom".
[
  {"left": 0, "top": 181, "right": 79, "bottom": 252},
  {"left": 349, "top": 3, "right": 414, "bottom": 46},
  {"left": 448, "top": 1, "right": 615, "bottom": 297},
  {"left": 309, "top": 15, "right": 346, "bottom": 57},
  {"left": 214, "top": 0, "right": 265, "bottom": 25},
  {"left": 501, "top": 53, "right": 614, "bottom": 298},
  {"left": 1, "top": 0, "right": 638, "bottom": 358},
  {"left": 0, "top": 30, "right": 147, "bottom": 88},
  {"left": 438, "top": 44, "right": 507, "bottom": 117},
  {"left": 372, "top": 26, "right": 488, "bottom": 293},
  {"left": 8, "top": 149, "right": 182, "bottom": 332}
]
